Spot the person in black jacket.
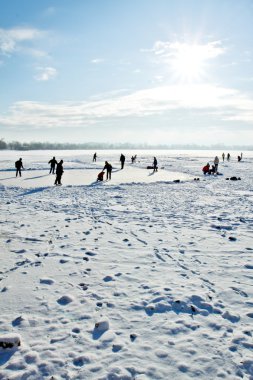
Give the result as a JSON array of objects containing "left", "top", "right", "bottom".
[
  {"left": 103, "top": 161, "right": 112, "bottom": 180},
  {"left": 120, "top": 154, "right": 125, "bottom": 169},
  {"left": 54, "top": 160, "right": 64, "bottom": 185},
  {"left": 15, "top": 158, "right": 23, "bottom": 177},
  {"left": 48, "top": 156, "right": 57, "bottom": 174},
  {"left": 153, "top": 157, "right": 158, "bottom": 172}
]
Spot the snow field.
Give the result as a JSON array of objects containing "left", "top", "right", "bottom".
[{"left": 0, "top": 150, "right": 253, "bottom": 379}]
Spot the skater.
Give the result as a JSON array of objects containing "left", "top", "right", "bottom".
[
  {"left": 15, "top": 158, "right": 23, "bottom": 177},
  {"left": 54, "top": 160, "right": 64, "bottom": 185},
  {"left": 103, "top": 161, "right": 112, "bottom": 180},
  {"left": 227, "top": 153, "right": 230, "bottom": 161},
  {"left": 93, "top": 152, "right": 97, "bottom": 162},
  {"left": 48, "top": 156, "right": 57, "bottom": 174},
  {"left": 222, "top": 152, "right": 225, "bottom": 162},
  {"left": 120, "top": 154, "right": 125, "bottom": 169},
  {"left": 153, "top": 157, "right": 158, "bottom": 172},
  {"left": 214, "top": 156, "right": 219, "bottom": 173},
  {"left": 238, "top": 155, "right": 242, "bottom": 162},
  {"left": 97, "top": 171, "right": 105, "bottom": 181}
]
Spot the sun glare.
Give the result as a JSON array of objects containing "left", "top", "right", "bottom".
[
  {"left": 170, "top": 44, "right": 207, "bottom": 82},
  {"left": 164, "top": 41, "right": 224, "bottom": 83}
]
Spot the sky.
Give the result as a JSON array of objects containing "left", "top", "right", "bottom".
[{"left": 0, "top": 0, "right": 253, "bottom": 145}]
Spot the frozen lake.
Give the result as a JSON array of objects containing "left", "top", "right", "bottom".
[{"left": 0, "top": 149, "right": 253, "bottom": 379}]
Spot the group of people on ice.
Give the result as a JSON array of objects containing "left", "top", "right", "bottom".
[
  {"left": 15, "top": 151, "right": 242, "bottom": 185},
  {"left": 202, "top": 152, "right": 242, "bottom": 176}
]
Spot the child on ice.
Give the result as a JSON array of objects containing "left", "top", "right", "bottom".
[{"left": 97, "top": 171, "right": 105, "bottom": 181}]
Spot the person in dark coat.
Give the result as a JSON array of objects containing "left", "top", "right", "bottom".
[
  {"left": 120, "top": 154, "right": 126, "bottom": 169},
  {"left": 153, "top": 157, "right": 158, "bottom": 172},
  {"left": 15, "top": 158, "right": 23, "bottom": 177},
  {"left": 54, "top": 160, "right": 64, "bottom": 185},
  {"left": 103, "top": 161, "right": 112, "bottom": 180},
  {"left": 93, "top": 152, "right": 97, "bottom": 162},
  {"left": 48, "top": 156, "right": 57, "bottom": 174},
  {"left": 97, "top": 171, "right": 105, "bottom": 181}
]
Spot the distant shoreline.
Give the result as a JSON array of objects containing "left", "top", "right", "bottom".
[{"left": 0, "top": 141, "right": 252, "bottom": 151}]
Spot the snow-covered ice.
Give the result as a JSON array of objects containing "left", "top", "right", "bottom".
[{"left": 0, "top": 149, "right": 253, "bottom": 379}]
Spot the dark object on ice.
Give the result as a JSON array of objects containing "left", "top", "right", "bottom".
[
  {"left": 147, "top": 166, "right": 154, "bottom": 169},
  {"left": 15, "top": 158, "right": 23, "bottom": 177},
  {"left": 173, "top": 179, "right": 180, "bottom": 183},
  {"left": 130, "top": 333, "right": 137, "bottom": 342},
  {"left": 230, "top": 176, "right": 241, "bottom": 181},
  {"left": 237, "top": 155, "right": 242, "bottom": 162},
  {"left": 229, "top": 236, "right": 237, "bottom": 241},
  {"left": 48, "top": 156, "right": 57, "bottom": 174},
  {"left": 194, "top": 178, "right": 200, "bottom": 181},
  {"left": 97, "top": 171, "right": 105, "bottom": 181},
  {"left": 103, "top": 161, "right": 112, "bottom": 180},
  {"left": 93, "top": 152, "right": 97, "bottom": 162},
  {"left": 54, "top": 160, "right": 64, "bottom": 185}
]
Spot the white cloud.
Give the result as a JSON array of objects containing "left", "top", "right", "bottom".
[
  {"left": 0, "top": 27, "right": 46, "bottom": 55},
  {"left": 1, "top": 83, "right": 253, "bottom": 129},
  {"left": 152, "top": 40, "right": 225, "bottom": 60},
  {"left": 34, "top": 67, "right": 58, "bottom": 81}
]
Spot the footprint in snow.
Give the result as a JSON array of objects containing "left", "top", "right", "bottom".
[
  {"left": 40, "top": 278, "right": 55, "bottom": 285},
  {"left": 79, "top": 283, "right": 88, "bottom": 291},
  {"left": 85, "top": 251, "right": 96, "bottom": 257},
  {"left": 103, "top": 275, "right": 114, "bottom": 282},
  {"left": 57, "top": 295, "right": 74, "bottom": 305}
]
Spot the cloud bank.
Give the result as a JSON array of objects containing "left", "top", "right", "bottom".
[{"left": 0, "top": 84, "right": 253, "bottom": 129}]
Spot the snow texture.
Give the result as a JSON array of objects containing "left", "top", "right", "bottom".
[{"left": 0, "top": 149, "right": 253, "bottom": 379}]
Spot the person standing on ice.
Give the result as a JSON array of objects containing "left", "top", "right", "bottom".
[
  {"left": 48, "top": 156, "right": 57, "bottom": 174},
  {"left": 93, "top": 152, "right": 97, "bottom": 162},
  {"left": 15, "top": 158, "right": 23, "bottom": 177},
  {"left": 227, "top": 153, "right": 230, "bottom": 161},
  {"left": 153, "top": 157, "right": 158, "bottom": 172},
  {"left": 103, "top": 161, "right": 112, "bottom": 180},
  {"left": 222, "top": 152, "right": 225, "bottom": 162},
  {"left": 54, "top": 160, "right": 64, "bottom": 185},
  {"left": 214, "top": 156, "right": 219, "bottom": 173},
  {"left": 120, "top": 154, "right": 125, "bottom": 169}
]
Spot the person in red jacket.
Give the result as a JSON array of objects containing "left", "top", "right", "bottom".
[{"left": 202, "top": 163, "right": 210, "bottom": 175}]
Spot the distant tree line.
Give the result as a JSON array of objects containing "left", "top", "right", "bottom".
[{"left": 0, "top": 138, "right": 252, "bottom": 151}]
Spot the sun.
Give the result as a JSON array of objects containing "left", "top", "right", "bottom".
[
  {"left": 170, "top": 43, "right": 207, "bottom": 82},
  {"left": 169, "top": 42, "right": 217, "bottom": 82}
]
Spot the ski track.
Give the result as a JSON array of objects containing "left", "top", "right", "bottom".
[{"left": 0, "top": 151, "right": 253, "bottom": 379}]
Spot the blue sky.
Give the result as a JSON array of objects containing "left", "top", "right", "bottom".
[{"left": 1, "top": 0, "right": 253, "bottom": 145}]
